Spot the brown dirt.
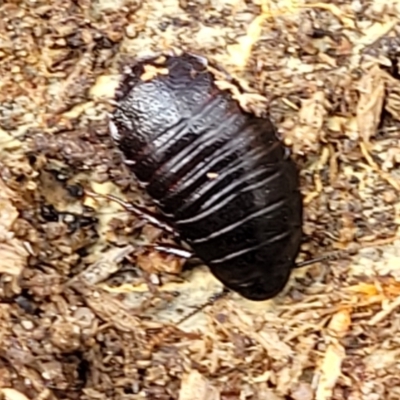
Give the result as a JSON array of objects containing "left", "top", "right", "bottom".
[{"left": 1, "top": 0, "right": 400, "bottom": 399}]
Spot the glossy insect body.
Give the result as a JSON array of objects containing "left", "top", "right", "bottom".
[{"left": 109, "top": 52, "right": 303, "bottom": 301}]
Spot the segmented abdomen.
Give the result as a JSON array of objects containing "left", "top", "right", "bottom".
[{"left": 111, "top": 52, "right": 303, "bottom": 300}]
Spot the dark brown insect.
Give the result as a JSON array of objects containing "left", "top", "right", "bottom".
[{"left": 108, "top": 51, "right": 303, "bottom": 301}]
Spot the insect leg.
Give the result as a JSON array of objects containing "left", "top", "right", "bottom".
[
  {"left": 85, "top": 191, "right": 176, "bottom": 234},
  {"left": 149, "top": 243, "right": 193, "bottom": 259},
  {"left": 85, "top": 190, "right": 195, "bottom": 258},
  {"left": 176, "top": 287, "right": 230, "bottom": 326},
  {"left": 294, "top": 247, "right": 359, "bottom": 268}
]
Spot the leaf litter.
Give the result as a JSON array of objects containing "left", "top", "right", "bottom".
[{"left": 1, "top": 0, "right": 400, "bottom": 399}]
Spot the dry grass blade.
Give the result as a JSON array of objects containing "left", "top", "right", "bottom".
[
  {"left": 72, "top": 245, "right": 134, "bottom": 285},
  {"left": 285, "top": 91, "right": 328, "bottom": 155},
  {"left": 178, "top": 370, "right": 220, "bottom": 400},
  {"left": 368, "top": 294, "right": 400, "bottom": 325},
  {"left": 315, "top": 309, "right": 351, "bottom": 400},
  {"left": 71, "top": 282, "right": 144, "bottom": 333},
  {"left": 356, "top": 64, "right": 385, "bottom": 144},
  {"left": 0, "top": 177, "right": 29, "bottom": 277},
  {"left": 0, "top": 389, "right": 31, "bottom": 400}
]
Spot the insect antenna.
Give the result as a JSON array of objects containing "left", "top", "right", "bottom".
[
  {"left": 294, "top": 237, "right": 397, "bottom": 269},
  {"left": 144, "top": 289, "right": 230, "bottom": 350},
  {"left": 175, "top": 288, "right": 230, "bottom": 326},
  {"left": 173, "top": 244, "right": 380, "bottom": 323},
  {"left": 172, "top": 250, "right": 355, "bottom": 323},
  {"left": 0, "top": 132, "right": 31, "bottom": 145},
  {"left": 85, "top": 190, "right": 176, "bottom": 234},
  {"left": 294, "top": 248, "right": 359, "bottom": 268}
]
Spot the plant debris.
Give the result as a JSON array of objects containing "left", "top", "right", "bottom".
[{"left": 1, "top": 0, "right": 400, "bottom": 399}]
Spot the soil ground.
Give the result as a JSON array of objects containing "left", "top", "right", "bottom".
[{"left": 1, "top": 0, "right": 400, "bottom": 399}]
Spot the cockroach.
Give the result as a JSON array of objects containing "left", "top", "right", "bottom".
[{"left": 105, "top": 50, "right": 303, "bottom": 302}]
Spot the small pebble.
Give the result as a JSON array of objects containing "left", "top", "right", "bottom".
[{"left": 20, "top": 320, "right": 34, "bottom": 330}]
